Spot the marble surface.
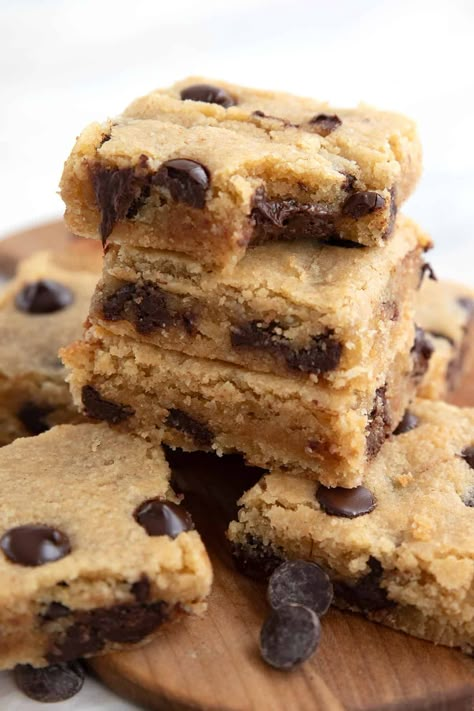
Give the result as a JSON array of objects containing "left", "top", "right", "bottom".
[{"left": 0, "top": 0, "right": 473, "bottom": 709}]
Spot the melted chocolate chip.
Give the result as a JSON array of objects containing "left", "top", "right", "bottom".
[
  {"left": 260, "top": 604, "right": 321, "bottom": 670},
  {"left": 232, "top": 537, "right": 284, "bottom": 581},
  {"left": 334, "top": 557, "right": 394, "bottom": 612},
  {"left": 308, "top": 113, "right": 342, "bottom": 136},
  {"left": 154, "top": 159, "right": 210, "bottom": 209},
  {"left": 17, "top": 402, "right": 52, "bottom": 435},
  {"left": 42, "top": 602, "right": 71, "bottom": 622},
  {"left": 411, "top": 326, "right": 434, "bottom": 384},
  {"left": 131, "top": 575, "right": 151, "bottom": 603},
  {"left": 393, "top": 410, "right": 419, "bottom": 435},
  {"left": 251, "top": 187, "right": 336, "bottom": 241},
  {"left": 366, "top": 385, "right": 390, "bottom": 457},
  {"left": 15, "top": 280, "right": 73, "bottom": 314},
  {"left": 268, "top": 561, "right": 333, "bottom": 616},
  {"left": 316, "top": 485, "right": 376, "bottom": 518},
  {"left": 46, "top": 601, "right": 168, "bottom": 663},
  {"left": 0, "top": 525, "right": 71, "bottom": 567},
  {"left": 342, "top": 191, "right": 385, "bottom": 219},
  {"left": 134, "top": 498, "right": 194, "bottom": 538},
  {"left": 81, "top": 385, "right": 134, "bottom": 424},
  {"left": 180, "top": 83, "right": 236, "bottom": 108},
  {"left": 166, "top": 408, "right": 213, "bottom": 446},
  {"left": 230, "top": 322, "right": 342, "bottom": 375},
  {"left": 461, "top": 447, "right": 474, "bottom": 469},
  {"left": 14, "top": 662, "right": 84, "bottom": 703}
]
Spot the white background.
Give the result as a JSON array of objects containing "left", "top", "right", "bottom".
[{"left": 0, "top": 0, "right": 473, "bottom": 708}]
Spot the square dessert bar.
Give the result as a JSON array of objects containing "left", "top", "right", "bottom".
[
  {"left": 0, "top": 250, "right": 99, "bottom": 446},
  {"left": 91, "top": 215, "right": 430, "bottom": 390},
  {"left": 61, "top": 319, "right": 430, "bottom": 488},
  {"left": 0, "top": 423, "right": 212, "bottom": 669},
  {"left": 228, "top": 399, "right": 474, "bottom": 653},
  {"left": 61, "top": 77, "right": 422, "bottom": 270},
  {"left": 416, "top": 279, "right": 474, "bottom": 400}
]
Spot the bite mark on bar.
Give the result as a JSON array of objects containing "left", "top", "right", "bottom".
[{"left": 166, "top": 408, "right": 214, "bottom": 447}]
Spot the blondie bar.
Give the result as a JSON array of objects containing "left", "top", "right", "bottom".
[
  {"left": 61, "top": 77, "right": 422, "bottom": 269},
  {"left": 0, "top": 423, "right": 211, "bottom": 669},
  {"left": 228, "top": 399, "right": 474, "bottom": 653}
]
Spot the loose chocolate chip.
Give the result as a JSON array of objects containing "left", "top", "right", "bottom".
[
  {"left": 180, "top": 83, "right": 236, "bottom": 108},
  {"left": 42, "top": 602, "right": 71, "bottom": 622},
  {"left": 134, "top": 498, "right": 194, "bottom": 538},
  {"left": 419, "top": 262, "right": 437, "bottom": 287},
  {"left": 308, "top": 113, "right": 342, "bottom": 136},
  {"left": 393, "top": 410, "right": 419, "bottom": 435},
  {"left": 411, "top": 326, "right": 434, "bottom": 384},
  {"left": 268, "top": 560, "right": 333, "bottom": 616},
  {"left": 131, "top": 575, "right": 151, "bottom": 603},
  {"left": 316, "top": 485, "right": 376, "bottom": 518},
  {"left": 17, "top": 402, "right": 52, "bottom": 435},
  {"left": 461, "top": 447, "right": 474, "bottom": 469},
  {"left": 0, "top": 525, "right": 71, "bottom": 567},
  {"left": 166, "top": 407, "right": 214, "bottom": 446},
  {"left": 14, "top": 662, "right": 84, "bottom": 703},
  {"left": 47, "top": 601, "right": 167, "bottom": 663},
  {"left": 366, "top": 385, "right": 391, "bottom": 457},
  {"left": 154, "top": 159, "right": 210, "bottom": 209},
  {"left": 334, "top": 557, "right": 394, "bottom": 612},
  {"left": 81, "top": 385, "right": 134, "bottom": 424},
  {"left": 251, "top": 187, "right": 336, "bottom": 241},
  {"left": 232, "top": 537, "right": 285, "bottom": 581},
  {"left": 260, "top": 604, "right": 321, "bottom": 670},
  {"left": 15, "top": 280, "right": 73, "bottom": 314},
  {"left": 342, "top": 191, "right": 385, "bottom": 218}
]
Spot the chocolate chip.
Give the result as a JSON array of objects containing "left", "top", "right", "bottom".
[
  {"left": 14, "top": 662, "right": 84, "bottom": 703},
  {"left": 154, "top": 159, "right": 210, "bottom": 209},
  {"left": 232, "top": 537, "right": 284, "bottom": 581},
  {"left": 17, "top": 402, "right": 52, "bottom": 435},
  {"left": 308, "top": 113, "right": 342, "bottom": 136},
  {"left": 42, "top": 602, "right": 71, "bottom": 622},
  {"left": 316, "top": 485, "right": 376, "bottom": 518},
  {"left": 131, "top": 575, "right": 151, "bottom": 603},
  {"left": 251, "top": 187, "right": 336, "bottom": 241},
  {"left": 166, "top": 407, "right": 213, "bottom": 446},
  {"left": 81, "top": 385, "right": 134, "bottom": 424},
  {"left": 366, "top": 385, "right": 390, "bottom": 457},
  {"left": 342, "top": 191, "right": 385, "bottom": 218},
  {"left": 134, "top": 498, "right": 194, "bottom": 538},
  {"left": 15, "top": 280, "right": 73, "bottom": 314},
  {"left": 268, "top": 561, "right": 333, "bottom": 617},
  {"left": 0, "top": 525, "right": 71, "bottom": 567},
  {"left": 461, "top": 447, "right": 474, "bottom": 469},
  {"left": 180, "top": 83, "right": 236, "bottom": 108},
  {"left": 419, "top": 262, "right": 437, "bottom": 287},
  {"left": 260, "top": 604, "right": 321, "bottom": 670},
  {"left": 393, "top": 410, "right": 419, "bottom": 435},
  {"left": 341, "top": 173, "right": 357, "bottom": 192},
  {"left": 334, "top": 557, "right": 394, "bottom": 612},
  {"left": 411, "top": 326, "right": 434, "bottom": 384},
  {"left": 47, "top": 602, "right": 168, "bottom": 663}
]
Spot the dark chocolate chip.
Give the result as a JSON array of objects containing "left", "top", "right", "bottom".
[
  {"left": 131, "top": 575, "right": 151, "bottom": 603},
  {"left": 419, "top": 262, "right": 437, "bottom": 287},
  {"left": 81, "top": 385, "right": 134, "bottom": 424},
  {"left": 14, "top": 662, "right": 84, "bottom": 703},
  {"left": 0, "top": 525, "right": 71, "bottom": 567},
  {"left": 47, "top": 601, "right": 167, "bottom": 663},
  {"left": 316, "top": 485, "right": 376, "bottom": 518},
  {"left": 154, "top": 159, "right": 210, "bottom": 209},
  {"left": 42, "top": 602, "right": 71, "bottom": 622},
  {"left": 308, "top": 113, "right": 342, "bottom": 136},
  {"left": 461, "top": 446, "right": 474, "bottom": 469},
  {"left": 166, "top": 407, "right": 214, "bottom": 446},
  {"left": 180, "top": 83, "right": 236, "bottom": 108},
  {"left": 341, "top": 173, "right": 357, "bottom": 193},
  {"left": 232, "top": 537, "right": 285, "bottom": 581},
  {"left": 366, "top": 385, "right": 391, "bottom": 457},
  {"left": 260, "top": 604, "right": 321, "bottom": 670},
  {"left": 393, "top": 410, "right": 419, "bottom": 435},
  {"left": 268, "top": 560, "right": 333, "bottom": 616},
  {"left": 17, "top": 402, "right": 52, "bottom": 435},
  {"left": 342, "top": 191, "right": 385, "bottom": 218},
  {"left": 251, "top": 187, "right": 336, "bottom": 241},
  {"left": 134, "top": 498, "right": 194, "bottom": 538},
  {"left": 334, "top": 557, "right": 394, "bottom": 612},
  {"left": 411, "top": 326, "right": 434, "bottom": 384},
  {"left": 15, "top": 280, "right": 73, "bottom": 314}
]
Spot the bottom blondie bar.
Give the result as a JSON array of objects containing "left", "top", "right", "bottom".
[{"left": 228, "top": 399, "right": 474, "bottom": 653}]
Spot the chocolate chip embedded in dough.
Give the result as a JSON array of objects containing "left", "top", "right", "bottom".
[
  {"left": 166, "top": 407, "right": 214, "bottom": 446},
  {"left": 15, "top": 280, "right": 73, "bottom": 314},
  {"left": 14, "top": 662, "right": 84, "bottom": 703},
  {"left": 180, "top": 83, "right": 236, "bottom": 108},
  {"left": 131, "top": 575, "right": 151, "bottom": 603},
  {"left": 393, "top": 410, "right": 419, "bottom": 435},
  {"left": 0, "top": 525, "right": 71, "bottom": 567},
  {"left": 461, "top": 446, "right": 474, "bottom": 469},
  {"left": 41, "top": 601, "right": 71, "bottom": 622},
  {"left": 154, "top": 159, "right": 210, "bottom": 209},
  {"left": 231, "top": 537, "right": 285, "bottom": 581},
  {"left": 366, "top": 385, "right": 390, "bottom": 457},
  {"left": 81, "top": 385, "right": 134, "bottom": 424},
  {"left": 251, "top": 187, "right": 336, "bottom": 241},
  {"left": 259, "top": 604, "right": 321, "bottom": 670},
  {"left": 334, "top": 557, "right": 394, "bottom": 612},
  {"left": 268, "top": 560, "right": 333, "bottom": 616},
  {"left": 308, "top": 113, "right": 342, "bottom": 136},
  {"left": 134, "top": 498, "right": 194, "bottom": 538},
  {"left": 316, "top": 485, "right": 376, "bottom": 518},
  {"left": 342, "top": 191, "right": 385, "bottom": 218}
]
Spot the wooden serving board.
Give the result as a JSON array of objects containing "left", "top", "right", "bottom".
[{"left": 2, "top": 222, "right": 474, "bottom": 711}]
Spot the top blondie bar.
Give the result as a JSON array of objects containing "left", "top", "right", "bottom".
[{"left": 61, "top": 77, "right": 422, "bottom": 270}]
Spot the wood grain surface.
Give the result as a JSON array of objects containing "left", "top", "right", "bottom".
[{"left": 2, "top": 222, "right": 474, "bottom": 711}]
